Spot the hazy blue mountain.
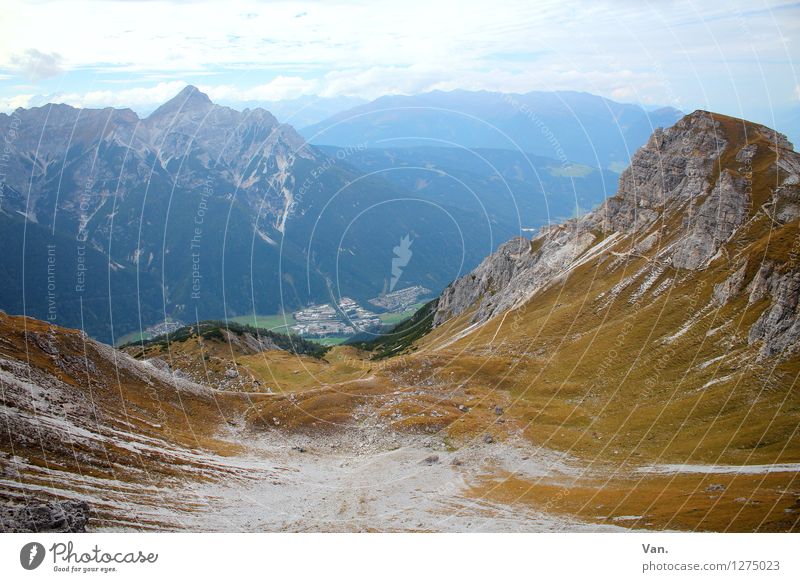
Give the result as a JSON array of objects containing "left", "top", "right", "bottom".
[
  {"left": 318, "top": 145, "right": 619, "bottom": 232},
  {"left": 303, "top": 90, "right": 683, "bottom": 170},
  {"left": 0, "top": 87, "right": 425, "bottom": 341},
  {"left": 231, "top": 95, "right": 368, "bottom": 128}
]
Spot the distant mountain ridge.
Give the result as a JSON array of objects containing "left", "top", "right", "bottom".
[
  {"left": 0, "top": 85, "right": 320, "bottom": 341},
  {"left": 235, "top": 95, "right": 368, "bottom": 128},
  {"left": 0, "top": 86, "right": 426, "bottom": 340},
  {"left": 317, "top": 144, "right": 619, "bottom": 231},
  {"left": 303, "top": 89, "right": 683, "bottom": 170}
]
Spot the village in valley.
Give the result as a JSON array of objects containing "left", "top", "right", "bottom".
[{"left": 290, "top": 285, "right": 431, "bottom": 338}]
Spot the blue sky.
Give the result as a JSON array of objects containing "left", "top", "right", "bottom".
[{"left": 0, "top": 0, "right": 798, "bottom": 131}]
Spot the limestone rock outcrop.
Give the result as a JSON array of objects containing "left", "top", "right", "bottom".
[{"left": 433, "top": 110, "right": 800, "bottom": 359}]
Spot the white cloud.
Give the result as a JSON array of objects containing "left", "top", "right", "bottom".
[
  {"left": 46, "top": 81, "right": 189, "bottom": 110},
  {"left": 0, "top": 93, "right": 34, "bottom": 110},
  {"left": 320, "top": 66, "right": 452, "bottom": 99},
  {"left": 207, "top": 76, "right": 320, "bottom": 102},
  {"left": 9, "top": 49, "right": 64, "bottom": 81}
]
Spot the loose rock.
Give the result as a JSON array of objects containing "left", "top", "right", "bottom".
[{"left": 0, "top": 500, "right": 90, "bottom": 533}]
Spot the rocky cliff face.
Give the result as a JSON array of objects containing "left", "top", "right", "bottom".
[
  {"left": 0, "top": 85, "right": 313, "bottom": 237},
  {"left": 143, "top": 86, "right": 315, "bottom": 233},
  {"left": 434, "top": 110, "right": 800, "bottom": 359}
]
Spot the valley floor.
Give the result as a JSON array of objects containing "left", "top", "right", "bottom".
[
  {"left": 4, "top": 389, "right": 798, "bottom": 532},
  {"left": 43, "top": 423, "right": 800, "bottom": 533},
  {"left": 111, "top": 429, "right": 624, "bottom": 533}
]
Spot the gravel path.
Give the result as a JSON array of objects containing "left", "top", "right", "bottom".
[{"left": 157, "top": 426, "right": 625, "bottom": 532}]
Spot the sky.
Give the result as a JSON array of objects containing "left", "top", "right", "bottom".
[{"left": 0, "top": 0, "right": 798, "bottom": 130}]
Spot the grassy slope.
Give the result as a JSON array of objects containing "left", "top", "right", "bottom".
[
  {"left": 401, "top": 113, "right": 800, "bottom": 464},
  {"left": 4, "top": 112, "right": 798, "bottom": 532}
]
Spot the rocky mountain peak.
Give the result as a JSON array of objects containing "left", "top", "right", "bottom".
[
  {"left": 433, "top": 110, "right": 800, "bottom": 359},
  {"left": 603, "top": 110, "right": 791, "bottom": 234},
  {"left": 177, "top": 84, "right": 211, "bottom": 101},
  {"left": 146, "top": 84, "right": 214, "bottom": 120}
]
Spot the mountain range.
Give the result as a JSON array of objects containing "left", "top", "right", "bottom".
[
  {"left": 0, "top": 86, "right": 623, "bottom": 342},
  {"left": 303, "top": 89, "right": 683, "bottom": 171}
]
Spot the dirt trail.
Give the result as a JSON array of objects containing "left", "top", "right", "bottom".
[{"left": 113, "top": 425, "right": 624, "bottom": 532}]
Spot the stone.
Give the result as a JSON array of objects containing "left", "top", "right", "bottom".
[
  {"left": 671, "top": 170, "right": 749, "bottom": 270},
  {"left": 434, "top": 112, "right": 735, "bottom": 325},
  {"left": 748, "top": 269, "right": 800, "bottom": 358},
  {"left": 713, "top": 261, "right": 748, "bottom": 305},
  {"left": 0, "top": 500, "right": 90, "bottom": 533}
]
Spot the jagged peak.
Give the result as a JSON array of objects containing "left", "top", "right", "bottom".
[
  {"left": 146, "top": 84, "right": 214, "bottom": 119},
  {"left": 175, "top": 84, "right": 212, "bottom": 103},
  {"left": 599, "top": 109, "right": 798, "bottom": 239}
]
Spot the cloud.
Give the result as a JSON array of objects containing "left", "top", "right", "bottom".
[
  {"left": 207, "top": 76, "right": 320, "bottom": 102},
  {"left": 9, "top": 49, "right": 64, "bottom": 81},
  {"left": 0, "top": 93, "right": 34, "bottom": 110},
  {"left": 320, "top": 66, "right": 451, "bottom": 99},
  {"left": 47, "top": 81, "right": 189, "bottom": 111}
]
